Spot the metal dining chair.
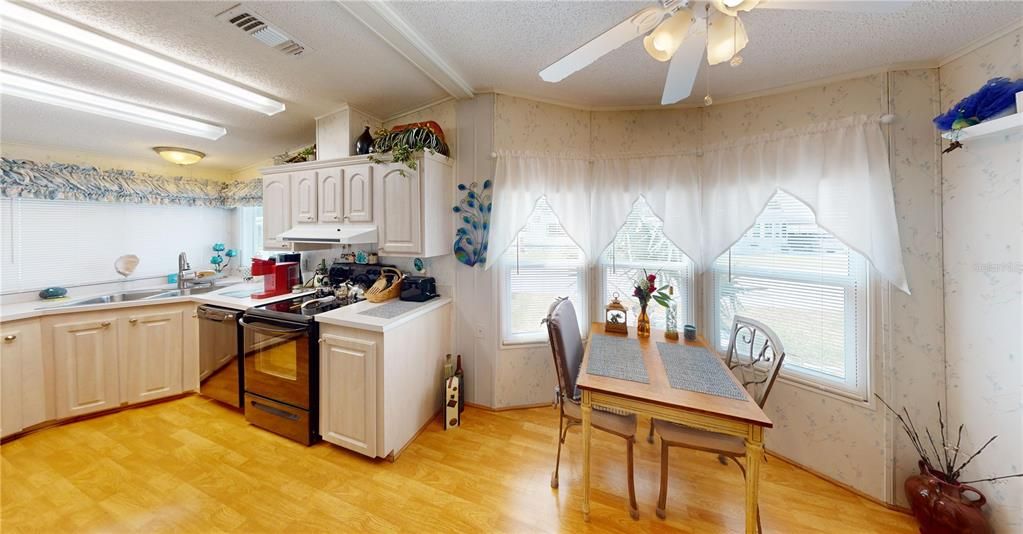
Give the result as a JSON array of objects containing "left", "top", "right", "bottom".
[
  {"left": 543, "top": 297, "right": 640, "bottom": 520},
  {"left": 650, "top": 315, "right": 786, "bottom": 531}
]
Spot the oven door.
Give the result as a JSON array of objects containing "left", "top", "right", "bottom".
[{"left": 240, "top": 315, "right": 311, "bottom": 410}]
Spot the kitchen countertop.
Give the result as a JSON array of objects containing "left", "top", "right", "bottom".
[
  {"left": 315, "top": 296, "right": 452, "bottom": 333},
  {"left": 0, "top": 283, "right": 313, "bottom": 322}
]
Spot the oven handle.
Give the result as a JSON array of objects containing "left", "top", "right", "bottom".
[{"left": 238, "top": 318, "right": 308, "bottom": 335}]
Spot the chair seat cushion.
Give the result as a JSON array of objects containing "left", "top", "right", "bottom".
[
  {"left": 652, "top": 419, "right": 746, "bottom": 456},
  {"left": 564, "top": 401, "right": 637, "bottom": 438}
]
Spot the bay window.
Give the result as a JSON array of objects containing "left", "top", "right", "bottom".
[
  {"left": 600, "top": 198, "right": 694, "bottom": 330},
  {"left": 711, "top": 191, "right": 870, "bottom": 400},
  {"left": 500, "top": 197, "right": 586, "bottom": 345}
]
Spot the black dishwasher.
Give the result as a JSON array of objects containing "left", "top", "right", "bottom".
[{"left": 197, "top": 305, "right": 244, "bottom": 409}]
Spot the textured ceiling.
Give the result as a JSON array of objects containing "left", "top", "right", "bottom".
[
  {"left": 1, "top": 1, "right": 449, "bottom": 171},
  {"left": 390, "top": 0, "right": 1023, "bottom": 107},
  {"left": 1, "top": 1, "right": 1020, "bottom": 172}
]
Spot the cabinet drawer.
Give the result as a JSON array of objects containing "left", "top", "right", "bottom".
[{"left": 244, "top": 393, "right": 315, "bottom": 445}]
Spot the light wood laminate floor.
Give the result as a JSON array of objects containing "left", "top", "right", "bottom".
[{"left": 1, "top": 395, "right": 916, "bottom": 533}]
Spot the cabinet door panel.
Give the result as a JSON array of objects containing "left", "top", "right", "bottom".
[
  {"left": 1, "top": 328, "right": 24, "bottom": 437},
  {"left": 263, "top": 174, "right": 290, "bottom": 250},
  {"left": 379, "top": 164, "right": 422, "bottom": 255},
  {"left": 122, "top": 311, "right": 183, "bottom": 404},
  {"left": 317, "top": 167, "right": 343, "bottom": 223},
  {"left": 53, "top": 318, "right": 119, "bottom": 418},
  {"left": 291, "top": 170, "right": 318, "bottom": 224},
  {"left": 319, "top": 334, "right": 377, "bottom": 457},
  {"left": 1, "top": 320, "right": 44, "bottom": 437},
  {"left": 343, "top": 164, "right": 373, "bottom": 223}
]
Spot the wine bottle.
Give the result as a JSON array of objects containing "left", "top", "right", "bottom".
[{"left": 455, "top": 354, "right": 465, "bottom": 413}]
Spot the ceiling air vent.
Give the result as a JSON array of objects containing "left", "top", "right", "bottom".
[{"left": 215, "top": 4, "right": 308, "bottom": 57}]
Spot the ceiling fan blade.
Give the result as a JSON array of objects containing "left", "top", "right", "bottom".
[
  {"left": 757, "top": 0, "right": 913, "bottom": 13},
  {"left": 540, "top": 6, "right": 667, "bottom": 83},
  {"left": 661, "top": 24, "right": 706, "bottom": 105}
]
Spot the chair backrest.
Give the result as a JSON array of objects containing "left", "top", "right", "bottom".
[
  {"left": 543, "top": 297, "right": 584, "bottom": 403},
  {"left": 724, "top": 315, "right": 786, "bottom": 408}
]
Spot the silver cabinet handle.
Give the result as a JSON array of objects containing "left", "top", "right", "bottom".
[
  {"left": 3, "top": 335, "right": 16, "bottom": 342},
  {"left": 100, "top": 321, "right": 111, "bottom": 327},
  {"left": 128, "top": 318, "right": 138, "bottom": 324}
]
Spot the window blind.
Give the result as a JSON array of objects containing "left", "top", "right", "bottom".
[
  {"left": 1, "top": 198, "right": 232, "bottom": 293},
  {"left": 600, "top": 199, "right": 694, "bottom": 329},
  {"left": 502, "top": 197, "right": 586, "bottom": 344},
  {"left": 712, "top": 191, "right": 869, "bottom": 396}
]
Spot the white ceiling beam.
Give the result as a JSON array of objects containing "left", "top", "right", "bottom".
[{"left": 335, "top": 1, "right": 475, "bottom": 100}]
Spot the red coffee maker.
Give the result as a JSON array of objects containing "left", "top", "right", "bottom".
[{"left": 251, "top": 258, "right": 300, "bottom": 299}]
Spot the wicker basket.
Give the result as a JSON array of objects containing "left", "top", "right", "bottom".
[{"left": 365, "top": 267, "right": 404, "bottom": 303}]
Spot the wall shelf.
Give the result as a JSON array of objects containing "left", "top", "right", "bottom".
[{"left": 941, "top": 112, "right": 1023, "bottom": 141}]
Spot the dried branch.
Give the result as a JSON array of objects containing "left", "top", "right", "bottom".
[
  {"left": 874, "top": 394, "right": 932, "bottom": 466},
  {"left": 952, "top": 435, "right": 998, "bottom": 480},
  {"left": 925, "top": 427, "right": 944, "bottom": 475},
  {"left": 950, "top": 424, "right": 964, "bottom": 473},
  {"left": 959, "top": 473, "right": 1023, "bottom": 485},
  {"left": 937, "top": 402, "right": 950, "bottom": 474}
]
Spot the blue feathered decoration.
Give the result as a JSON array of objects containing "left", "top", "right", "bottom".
[
  {"left": 452, "top": 179, "right": 492, "bottom": 267},
  {"left": 934, "top": 77, "right": 1023, "bottom": 132}
]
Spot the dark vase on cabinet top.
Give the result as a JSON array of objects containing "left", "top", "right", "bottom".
[{"left": 355, "top": 126, "right": 374, "bottom": 155}]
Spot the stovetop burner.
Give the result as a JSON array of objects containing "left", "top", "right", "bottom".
[{"left": 248, "top": 291, "right": 363, "bottom": 323}]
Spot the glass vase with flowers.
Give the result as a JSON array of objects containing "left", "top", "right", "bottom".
[{"left": 633, "top": 270, "right": 671, "bottom": 338}]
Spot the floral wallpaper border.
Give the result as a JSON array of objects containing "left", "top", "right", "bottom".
[{"left": 0, "top": 157, "right": 261, "bottom": 208}]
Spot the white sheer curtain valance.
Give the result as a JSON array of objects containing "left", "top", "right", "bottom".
[
  {"left": 590, "top": 154, "right": 702, "bottom": 266},
  {"left": 487, "top": 151, "right": 593, "bottom": 269},
  {"left": 701, "top": 114, "right": 909, "bottom": 293}
]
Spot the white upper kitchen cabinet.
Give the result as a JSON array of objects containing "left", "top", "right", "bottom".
[
  {"left": 260, "top": 152, "right": 452, "bottom": 257},
  {"left": 1, "top": 319, "right": 44, "bottom": 438},
  {"left": 317, "top": 167, "right": 344, "bottom": 223},
  {"left": 291, "top": 170, "right": 319, "bottom": 225},
  {"left": 52, "top": 315, "right": 121, "bottom": 419},
  {"left": 120, "top": 310, "right": 184, "bottom": 404},
  {"left": 377, "top": 153, "right": 453, "bottom": 257},
  {"left": 262, "top": 173, "right": 291, "bottom": 250},
  {"left": 343, "top": 164, "right": 373, "bottom": 224},
  {"left": 378, "top": 162, "right": 423, "bottom": 255}
]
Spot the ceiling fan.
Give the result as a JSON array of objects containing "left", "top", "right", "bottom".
[{"left": 539, "top": 0, "right": 912, "bottom": 105}]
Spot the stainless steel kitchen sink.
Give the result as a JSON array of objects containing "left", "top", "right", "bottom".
[{"left": 40, "top": 282, "right": 239, "bottom": 309}]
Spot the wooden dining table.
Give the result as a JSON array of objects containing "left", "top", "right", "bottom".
[{"left": 577, "top": 323, "right": 773, "bottom": 533}]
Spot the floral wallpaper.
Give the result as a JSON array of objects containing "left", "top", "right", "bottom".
[
  {"left": 591, "top": 108, "right": 702, "bottom": 157},
  {"left": 938, "top": 28, "right": 1022, "bottom": 533},
  {"left": 495, "top": 94, "right": 591, "bottom": 156},
  {"left": 1, "top": 157, "right": 261, "bottom": 208},
  {"left": 1, "top": 154, "right": 263, "bottom": 206}
]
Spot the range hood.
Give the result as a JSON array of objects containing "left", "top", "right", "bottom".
[{"left": 280, "top": 224, "right": 377, "bottom": 245}]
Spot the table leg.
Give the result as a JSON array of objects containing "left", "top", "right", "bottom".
[
  {"left": 744, "top": 426, "right": 764, "bottom": 534},
  {"left": 582, "top": 390, "right": 592, "bottom": 522}
]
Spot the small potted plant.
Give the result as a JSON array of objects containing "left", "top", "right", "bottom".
[{"left": 877, "top": 396, "right": 1022, "bottom": 533}]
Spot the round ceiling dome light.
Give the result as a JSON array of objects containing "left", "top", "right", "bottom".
[{"left": 153, "top": 146, "right": 205, "bottom": 165}]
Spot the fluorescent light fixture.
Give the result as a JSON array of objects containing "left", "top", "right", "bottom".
[
  {"left": 1, "top": 71, "right": 228, "bottom": 140},
  {"left": 0, "top": 1, "right": 285, "bottom": 116}
]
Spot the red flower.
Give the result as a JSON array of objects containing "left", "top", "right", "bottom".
[{"left": 647, "top": 274, "right": 656, "bottom": 283}]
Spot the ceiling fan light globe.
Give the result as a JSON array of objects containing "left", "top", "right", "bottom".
[
  {"left": 711, "top": 0, "right": 761, "bottom": 17},
  {"left": 642, "top": 9, "right": 693, "bottom": 62},
  {"left": 707, "top": 11, "right": 749, "bottom": 65}
]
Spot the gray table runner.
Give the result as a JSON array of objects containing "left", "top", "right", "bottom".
[
  {"left": 657, "top": 343, "right": 747, "bottom": 400},
  {"left": 586, "top": 335, "right": 649, "bottom": 384},
  {"left": 358, "top": 299, "right": 428, "bottom": 319}
]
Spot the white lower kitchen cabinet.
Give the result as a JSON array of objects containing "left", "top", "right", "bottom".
[
  {"left": 35, "top": 302, "right": 198, "bottom": 425},
  {"left": 120, "top": 309, "right": 184, "bottom": 404},
  {"left": 51, "top": 313, "right": 121, "bottom": 419},
  {"left": 319, "top": 334, "right": 377, "bottom": 456},
  {"left": 318, "top": 300, "right": 452, "bottom": 459},
  {"left": 1, "top": 318, "right": 44, "bottom": 438}
]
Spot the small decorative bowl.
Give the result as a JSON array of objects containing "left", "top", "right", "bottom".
[
  {"left": 683, "top": 324, "right": 697, "bottom": 341},
  {"left": 39, "top": 287, "right": 68, "bottom": 300}
]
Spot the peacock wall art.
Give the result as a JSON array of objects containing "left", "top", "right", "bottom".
[{"left": 452, "top": 179, "right": 492, "bottom": 267}]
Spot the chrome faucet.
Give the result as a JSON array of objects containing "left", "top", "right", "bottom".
[{"left": 177, "top": 252, "right": 202, "bottom": 289}]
